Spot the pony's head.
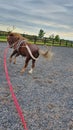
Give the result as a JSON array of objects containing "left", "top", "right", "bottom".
[{"left": 7, "top": 32, "right": 24, "bottom": 47}]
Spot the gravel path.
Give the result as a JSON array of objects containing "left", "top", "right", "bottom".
[{"left": 0, "top": 42, "right": 73, "bottom": 130}]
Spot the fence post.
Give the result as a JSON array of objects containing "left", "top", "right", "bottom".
[
  {"left": 44, "top": 38, "right": 47, "bottom": 44},
  {"left": 52, "top": 39, "right": 54, "bottom": 45},
  {"left": 34, "top": 36, "right": 37, "bottom": 44},
  {"left": 66, "top": 41, "right": 67, "bottom": 46},
  {"left": 71, "top": 41, "right": 72, "bottom": 47},
  {"left": 59, "top": 40, "right": 61, "bottom": 46}
]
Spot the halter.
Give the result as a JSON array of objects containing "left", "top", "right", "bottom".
[
  {"left": 9, "top": 39, "right": 26, "bottom": 50},
  {"left": 16, "top": 40, "right": 26, "bottom": 51}
]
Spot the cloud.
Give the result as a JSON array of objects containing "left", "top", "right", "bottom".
[{"left": 0, "top": 0, "right": 73, "bottom": 40}]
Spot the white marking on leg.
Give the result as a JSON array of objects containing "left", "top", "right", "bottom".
[{"left": 28, "top": 68, "right": 33, "bottom": 74}]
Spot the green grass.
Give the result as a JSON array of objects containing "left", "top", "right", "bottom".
[{"left": 0, "top": 36, "right": 7, "bottom": 42}]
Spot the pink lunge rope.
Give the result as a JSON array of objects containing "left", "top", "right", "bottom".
[{"left": 4, "top": 46, "right": 28, "bottom": 130}]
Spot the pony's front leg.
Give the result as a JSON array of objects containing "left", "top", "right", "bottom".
[
  {"left": 29, "top": 60, "right": 35, "bottom": 74},
  {"left": 9, "top": 50, "right": 17, "bottom": 63},
  {"left": 13, "top": 53, "right": 20, "bottom": 64},
  {"left": 20, "top": 57, "right": 30, "bottom": 74}
]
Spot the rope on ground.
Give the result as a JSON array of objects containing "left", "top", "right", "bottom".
[{"left": 4, "top": 46, "right": 28, "bottom": 130}]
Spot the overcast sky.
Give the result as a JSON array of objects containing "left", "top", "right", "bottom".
[{"left": 0, "top": 0, "right": 73, "bottom": 40}]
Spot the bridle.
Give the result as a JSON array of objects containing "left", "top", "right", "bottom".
[{"left": 9, "top": 39, "right": 26, "bottom": 49}]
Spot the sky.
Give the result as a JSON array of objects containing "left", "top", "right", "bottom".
[{"left": 0, "top": 0, "right": 73, "bottom": 40}]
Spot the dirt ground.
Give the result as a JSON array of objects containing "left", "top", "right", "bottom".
[{"left": 0, "top": 42, "right": 73, "bottom": 130}]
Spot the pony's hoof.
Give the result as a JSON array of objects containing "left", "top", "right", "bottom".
[
  {"left": 13, "top": 62, "right": 16, "bottom": 64},
  {"left": 20, "top": 69, "right": 25, "bottom": 75},
  {"left": 28, "top": 71, "right": 32, "bottom": 74},
  {"left": 28, "top": 68, "right": 33, "bottom": 74}
]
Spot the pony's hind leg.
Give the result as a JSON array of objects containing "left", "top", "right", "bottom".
[
  {"left": 28, "top": 60, "right": 35, "bottom": 74},
  {"left": 20, "top": 57, "right": 30, "bottom": 74}
]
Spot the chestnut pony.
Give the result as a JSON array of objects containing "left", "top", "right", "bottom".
[{"left": 7, "top": 32, "right": 53, "bottom": 74}]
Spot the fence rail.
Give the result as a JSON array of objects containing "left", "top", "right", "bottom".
[{"left": 30, "top": 37, "right": 73, "bottom": 47}]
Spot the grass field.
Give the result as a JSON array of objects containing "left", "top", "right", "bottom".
[{"left": 0, "top": 36, "right": 7, "bottom": 42}]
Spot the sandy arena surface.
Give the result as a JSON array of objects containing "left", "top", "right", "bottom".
[{"left": 0, "top": 42, "right": 73, "bottom": 130}]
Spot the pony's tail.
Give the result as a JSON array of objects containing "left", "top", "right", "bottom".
[{"left": 39, "top": 46, "right": 54, "bottom": 60}]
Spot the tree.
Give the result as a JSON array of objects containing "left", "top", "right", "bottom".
[
  {"left": 49, "top": 34, "right": 54, "bottom": 40},
  {"left": 38, "top": 29, "right": 45, "bottom": 38},
  {"left": 54, "top": 35, "right": 60, "bottom": 42}
]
